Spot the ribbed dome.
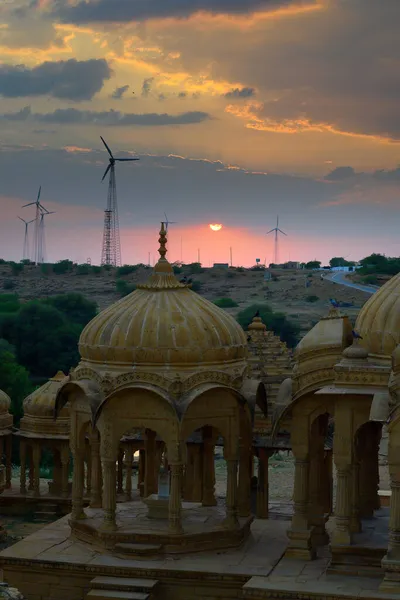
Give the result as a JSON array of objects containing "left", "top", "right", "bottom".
[
  {"left": 79, "top": 225, "right": 247, "bottom": 371},
  {"left": 0, "top": 390, "right": 11, "bottom": 415},
  {"left": 355, "top": 272, "right": 400, "bottom": 361},
  {"left": 23, "top": 371, "right": 68, "bottom": 418}
]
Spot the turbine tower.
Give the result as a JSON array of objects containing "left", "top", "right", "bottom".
[
  {"left": 22, "top": 186, "right": 53, "bottom": 265},
  {"left": 18, "top": 216, "right": 35, "bottom": 261},
  {"left": 267, "top": 216, "right": 287, "bottom": 265},
  {"left": 100, "top": 136, "right": 139, "bottom": 267}
]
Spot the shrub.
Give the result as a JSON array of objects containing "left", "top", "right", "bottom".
[
  {"left": 190, "top": 280, "right": 202, "bottom": 292},
  {"left": 236, "top": 303, "right": 300, "bottom": 348},
  {"left": 10, "top": 262, "right": 24, "bottom": 276},
  {"left": 3, "top": 279, "right": 16, "bottom": 290},
  {"left": 116, "top": 280, "right": 136, "bottom": 297},
  {"left": 226, "top": 270, "right": 236, "bottom": 279},
  {"left": 41, "top": 263, "right": 53, "bottom": 275},
  {"left": 0, "top": 259, "right": 6, "bottom": 265},
  {"left": 116, "top": 264, "right": 138, "bottom": 277},
  {"left": 363, "top": 274, "right": 379, "bottom": 285},
  {"left": 305, "top": 295, "right": 319, "bottom": 303},
  {"left": 173, "top": 265, "right": 183, "bottom": 275},
  {"left": 0, "top": 294, "right": 20, "bottom": 313},
  {"left": 187, "top": 262, "right": 204, "bottom": 275},
  {"left": 76, "top": 263, "right": 91, "bottom": 275},
  {"left": 236, "top": 267, "right": 245, "bottom": 273},
  {"left": 214, "top": 297, "right": 239, "bottom": 308},
  {"left": 91, "top": 265, "right": 102, "bottom": 275},
  {"left": 53, "top": 259, "right": 74, "bottom": 274}
]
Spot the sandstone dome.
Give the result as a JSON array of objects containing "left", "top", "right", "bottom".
[
  {"left": 0, "top": 390, "right": 11, "bottom": 415},
  {"left": 79, "top": 225, "right": 248, "bottom": 372},
  {"left": 23, "top": 371, "right": 68, "bottom": 419},
  {"left": 355, "top": 271, "right": 400, "bottom": 361}
]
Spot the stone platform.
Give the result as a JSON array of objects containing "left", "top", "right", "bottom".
[
  {"left": 70, "top": 500, "right": 253, "bottom": 556},
  {"left": 0, "top": 508, "right": 399, "bottom": 600}
]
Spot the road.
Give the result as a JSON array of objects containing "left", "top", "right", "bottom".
[{"left": 324, "top": 271, "right": 378, "bottom": 295}]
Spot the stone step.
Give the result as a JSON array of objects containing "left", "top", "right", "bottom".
[
  {"left": 114, "top": 542, "right": 163, "bottom": 558},
  {"left": 91, "top": 577, "right": 158, "bottom": 593},
  {"left": 87, "top": 590, "right": 149, "bottom": 600}
]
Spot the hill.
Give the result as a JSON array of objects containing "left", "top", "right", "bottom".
[{"left": 0, "top": 262, "right": 374, "bottom": 338}]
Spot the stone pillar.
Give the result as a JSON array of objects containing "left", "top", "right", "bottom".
[
  {"left": 359, "top": 428, "right": 380, "bottom": 518},
  {"left": 60, "top": 445, "right": 70, "bottom": 498},
  {"left": 102, "top": 458, "right": 117, "bottom": 530},
  {"left": 144, "top": 430, "right": 157, "bottom": 497},
  {"left": 238, "top": 440, "right": 252, "bottom": 518},
  {"left": 28, "top": 446, "right": 34, "bottom": 491},
  {"left": 308, "top": 435, "right": 329, "bottom": 547},
  {"left": 184, "top": 443, "right": 203, "bottom": 502},
  {"left": 286, "top": 456, "right": 315, "bottom": 559},
  {"left": 322, "top": 450, "right": 333, "bottom": 515},
  {"left": 183, "top": 443, "right": 195, "bottom": 502},
  {"left": 138, "top": 449, "right": 145, "bottom": 497},
  {"left": 19, "top": 440, "right": 27, "bottom": 495},
  {"left": 33, "top": 442, "right": 41, "bottom": 497},
  {"left": 71, "top": 450, "right": 86, "bottom": 520},
  {"left": 202, "top": 428, "right": 216, "bottom": 506},
  {"left": 117, "top": 446, "right": 124, "bottom": 495},
  {"left": 224, "top": 458, "right": 239, "bottom": 529},
  {"left": 124, "top": 444, "right": 133, "bottom": 500},
  {"left": 5, "top": 435, "right": 12, "bottom": 489},
  {"left": 256, "top": 449, "right": 272, "bottom": 519},
  {"left": 90, "top": 435, "right": 102, "bottom": 508},
  {"left": 381, "top": 479, "right": 400, "bottom": 592},
  {"left": 85, "top": 443, "right": 92, "bottom": 498},
  {"left": 169, "top": 463, "right": 183, "bottom": 534},
  {"left": 350, "top": 460, "right": 361, "bottom": 533},
  {"left": 332, "top": 466, "right": 352, "bottom": 546}
]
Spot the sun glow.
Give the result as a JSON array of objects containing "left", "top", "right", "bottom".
[{"left": 209, "top": 223, "right": 222, "bottom": 231}]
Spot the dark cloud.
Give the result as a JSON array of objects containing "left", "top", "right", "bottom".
[
  {"left": 224, "top": 87, "right": 255, "bottom": 99},
  {"left": 49, "top": 0, "right": 314, "bottom": 24},
  {"left": 0, "top": 106, "right": 211, "bottom": 127},
  {"left": 142, "top": 77, "right": 154, "bottom": 97},
  {"left": 111, "top": 84, "right": 130, "bottom": 99},
  {"left": 0, "top": 59, "right": 111, "bottom": 101},
  {"left": 372, "top": 167, "right": 400, "bottom": 182},
  {"left": 324, "top": 167, "right": 356, "bottom": 181}
]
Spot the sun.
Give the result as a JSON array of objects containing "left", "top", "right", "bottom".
[{"left": 209, "top": 224, "right": 222, "bottom": 231}]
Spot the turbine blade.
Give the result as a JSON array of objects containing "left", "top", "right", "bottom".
[
  {"left": 17, "top": 216, "right": 25, "bottom": 223},
  {"left": 278, "top": 229, "right": 287, "bottom": 235},
  {"left": 37, "top": 186, "right": 41, "bottom": 203},
  {"left": 101, "top": 163, "right": 111, "bottom": 181},
  {"left": 164, "top": 212, "right": 168, "bottom": 221},
  {"left": 100, "top": 136, "right": 114, "bottom": 159},
  {"left": 22, "top": 202, "right": 35, "bottom": 208},
  {"left": 115, "top": 157, "right": 139, "bottom": 161},
  {"left": 266, "top": 229, "right": 275, "bottom": 234}
]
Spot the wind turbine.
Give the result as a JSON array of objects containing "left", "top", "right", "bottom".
[
  {"left": 37, "top": 206, "right": 55, "bottom": 264},
  {"left": 17, "top": 216, "right": 35, "bottom": 261},
  {"left": 267, "top": 216, "right": 287, "bottom": 266},
  {"left": 164, "top": 212, "right": 178, "bottom": 232},
  {"left": 22, "top": 186, "right": 51, "bottom": 265},
  {"left": 100, "top": 136, "right": 139, "bottom": 267}
]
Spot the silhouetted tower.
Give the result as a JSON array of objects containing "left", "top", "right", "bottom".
[
  {"left": 18, "top": 216, "right": 35, "bottom": 261},
  {"left": 100, "top": 136, "right": 139, "bottom": 266},
  {"left": 267, "top": 216, "right": 287, "bottom": 265}
]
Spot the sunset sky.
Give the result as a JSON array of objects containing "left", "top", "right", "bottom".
[{"left": 0, "top": 0, "right": 399, "bottom": 266}]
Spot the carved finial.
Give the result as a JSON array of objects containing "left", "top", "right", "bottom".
[{"left": 158, "top": 222, "right": 168, "bottom": 262}]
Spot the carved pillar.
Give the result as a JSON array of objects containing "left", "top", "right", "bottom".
[
  {"left": 85, "top": 442, "right": 92, "bottom": 498},
  {"left": 117, "top": 446, "right": 124, "bottom": 495},
  {"left": 138, "top": 449, "right": 145, "bottom": 497},
  {"left": 28, "top": 445, "right": 34, "bottom": 491},
  {"left": 350, "top": 460, "right": 361, "bottom": 533},
  {"left": 256, "top": 449, "right": 272, "bottom": 519},
  {"left": 381, "top": 479, "right": 400, "bottom": 592},
  {"left": 238, "top": 440, "right": 252, "bottom": 518},
  {"left": 169, "top": 463, "right": 183, "bottom": 534},
  {"left": 19, "top": 439, "right": 27, "bottom": 495},
  {"left": 224, "top": 458, "right": 239, "bottom": 529},
  {"left": 308, "top": 432, "right": 329, "bottom": 547},
  {"left": 183, "top": 443, "right": 194, "bottom": 502},
  {"left": 202, "top": 427, "right": 216, "bottom": 506},
  {"left": 5, "top": 435, "right": 12, "bottom": 489},
  {"left": 124, "top": 444, "right": 133, "bottom": 500},
  {"left": 359, "top": 427, "right": 380, "bottom": 518},
  {"left": 144, "top": 430, "right": 157, "bottom": 497},
  {"left": 60, "top": 445, "right": 70, "bottom": 498},
  {"left": 286, "top": 456, "right": 315, "bottom": 560},
  {"left": 332, "top": 465, "right": 352, "bottom": 546},
  {"left": 71, "top": 450, "right": 86, "bottom": 520},
  {"left": 33, "top": 442, "right": 41, "bottom": 497},
  {"left": 322, "top": 450, "right": 333, "bottom": 515},
  {"left": 90, "top": 434, "right": 102, "bottom": 508},
  {"left": 102, "top": 458, "right": 117, "bottom": 530}
]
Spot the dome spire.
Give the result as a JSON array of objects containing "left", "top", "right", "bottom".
[{"left": 137, "top": 222, "right": 187, "bottom": 290}]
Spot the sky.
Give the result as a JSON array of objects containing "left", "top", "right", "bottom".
[{"left": 0, "top": 0, "right": 399, "bottom": 267}]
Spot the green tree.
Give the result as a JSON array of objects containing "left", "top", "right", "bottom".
[
  {"left": 116, "top": 280, "right": 136, "bottom": 297},
  {"left": 53, "top": 259, "right": 74, "bottom": 274},
  {"left": 236, "top": 304, "right": 300, "bottom": 347},
  {"left": 10, "top": 262, "right": 24, "bottom": 275},
  {"left": 6, "top": 302, "right": 80, "bottom": 378},
  {"left": 329, "top": 257, "right": 355, "bottom": 268},
  {"left": 0, "top": 344, "right": 33, "bottom": 425},
  {"left": 45, "top": 293, "right": 98, "bottom": 327},
  {"left": 305, "top": 261, "right": 321, "bottom": 269},
  {"left": 116, "top": 264, "right": 139, "bottom": 277},
  {"left": 0, "top": 294, "right": 20, "bottom": 314},
  {"left": 214, "top": 297, "right": 238, "bottom": 308}
]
